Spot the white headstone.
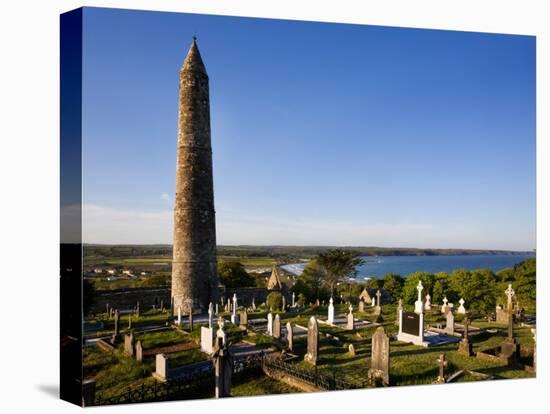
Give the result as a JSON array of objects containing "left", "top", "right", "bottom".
[
  {"left": 208, "top": 302, "right": 213, "bottom": 328},
  {"left": 457, "top": 298, "right": 466, "bottom": 314},
  {"left": 424, "top": 294, "right": 431, "bottom": 310},
  {"left": 177, "top": 306, "right": 182, "bottom": 325},
  {"left": 267, "top": 312, "right": 273, "bottom": 335},
  {"left": 201, "top": 326, "right": 215, "bottom": 354},
  {"left": 414, "top": 281, "right": 424, "bottom": 314},
  {"left": 216, "top": 318, "right": 226, "bottom": 345},
  {"left": 328, "top": 297, "right": 335, "bottom": 325},
  {"left": 441, "top": 296, "right": 449, "bottom": 314},
  {"left": 292, "top": 292, "right": 296, "bottom": 307}
]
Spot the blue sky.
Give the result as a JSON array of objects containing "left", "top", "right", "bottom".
[{"left": 80, "top": 7, "right": 535, "bottom": 250}]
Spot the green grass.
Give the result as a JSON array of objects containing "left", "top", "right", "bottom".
[{"left": 231, "top": 371, "right": 303, "bottom": 397}]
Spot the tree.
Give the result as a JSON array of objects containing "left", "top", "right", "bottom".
[
  {"left": 383, "top": 274, "right": 404, "bottom": 302},
  {"left": 365, "top": 278, "right": 383, "bottom": 290},
  {"left": 266, "top": 291, "right": 283, "bottom": 311},
  {"left": 297, "top": 260, "right": 329, "bottom": 302},
  {"left": 218, "top": 261, "right": 255, "bottom": 288},
  {"left": 402, "top": 272, "right": 435, "bottom": 305},
  {"left": 449, "top": 269, "right": 497, "bottom": 314},
  {"left": 432, "top": 272, "right": 451, "bottom": 304},
  {"left": 317, "top": 249, "right": 365, "bottom": 296}
]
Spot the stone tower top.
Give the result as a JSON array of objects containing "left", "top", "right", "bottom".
[{"left": 181, "top": 37, "right": 208, "bottom": 76}]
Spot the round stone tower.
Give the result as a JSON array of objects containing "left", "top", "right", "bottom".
[{"left": 171, "top": 37, "right": 218, "bottom": 313}]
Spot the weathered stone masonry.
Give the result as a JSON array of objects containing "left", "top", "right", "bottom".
[{"left": 172, "top": 38, "right": 218, "bottom": 312}]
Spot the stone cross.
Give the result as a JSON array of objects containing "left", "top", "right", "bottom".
[
  {"left": 414, "top": 281, "right": 424, "bottom": 314},
  {"left": 267, "top": 312, "right": 273, "bottom": 336},
  {"left": 424, "top": 294, "right": 431, "bottom": 311},
  {"left": 213, "top": 337, "right": 232, "bottom": 398},
  {"left": 458, "top": 317, "right": 473, "bottom": 356},
  {"left": 376, "top": 290, "right": 382, "bottom": 307},
  {"left": 286, "top": 322, "right": 294, "bottom": 352},
  {"left": 437, "top": 353, "right": 447, "bottom": 383},
  {"left": 328, "top": 297, "right": 335, "bottom": 325},
  {"left": 216, "top": 317, "right": 226, "bottom": 345},
  {"left": 233, "top": 294, "right": 238, "bottom": 314},
  {"left": 395, "top": 299, "right": 403, "bottom": 326},
  {"left": 347, "top": 305, "right": 355, "bottom": 330},
  {"left": 304, "top": 316, "right": 319, "bottom": 365},
  {"left": 273, "top": 314, "right": 281, "bottom": 340},
  {"left": 292, "top": 292, "right": 295, "bottom": 307},
  {"left": 368, "top": 326, "right": 390, "bottom": 385},
  {"left": 505, "top": 284, "right": 515, "bottom": 311}
]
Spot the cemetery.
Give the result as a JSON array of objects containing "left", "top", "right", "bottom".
[{"left": 82, "top": 279, "right": 536, "bottom": 405}]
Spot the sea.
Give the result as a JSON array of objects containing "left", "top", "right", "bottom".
[{"left": 280, "top": 254, "right": 535, "bottom": 280}]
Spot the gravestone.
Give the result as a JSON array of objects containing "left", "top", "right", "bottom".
[
  {"left": 124, "top": 331, "right": 135, "bottom": 356},
  {"left": 424, "top": 294, "right": 432, "bottom": 311},
  {"left": 213, "top": 337, "right": 232, "bottom": 398},
  {"left": 436, "top": 353, "right": 447, "bottom": 384},
  {"left": 177, "top": 306, "right": 182, "bottom": 325},
  {"left": 328, "top": 297, "right": 335, "bottom": 325},
  {"left": 201, "top": 326, "right": 215, "bottom": 354},
  {"left": 282, "top": 295, "right": 286, "bottom": 311},
  {"left": 267, "top": 312, "right": 273, "bottom": 335},
  {"left": 395, "top": 299, "right": 403, "bottom": 326},
  {"left": 458, "top": 317, "right": 473, "bottom": 356},
  {"left": 110, "top": 309, "right": 120, "bottom": 344},
  {"left": 105, "top": 304, "right": 110, "bottom": 316},
  {"left": 231, "top": 294, "right": 239, "bottom": 324},
  {"left": 135, "top": 340, "right": 143, "bottom": 362},
  {"left": 316, "top": 299, "right": 320, "bottom": 307},
  {"left": 273, "top": 314, "right": 282, "bottom": 340},
  {"left": 304, "top": 316, "right": 319, "bottom": 365},
  {"left": 154, "top": 354, "right": 169, "bottom": 381},
  {"left": 286, "top": 322, "right": 294, "bottom": 352},
  {"left": 292, "top": 292, "right": 296, "bottom": 307},
  {"left": 499, "top": 291, "right": 519, "bottom": 363},
  {"left": 457, "top": 298, "right": 466, "bottom": 314},
  {"left": 397, "top": 309, "right": 425, "bottom": 346},
  {"left": 348, "top": 343, "right": 356, "bottom": 356},
  {"left": 252, "top": 297, "right": 256, "bottom": 311},
  {"left": 347, "top": 305, "right": 355, "bottom": 330},
  {"left": 109, "top": 308, "right": 113, "bottom": 319},
  {"left": 359, "top": 300, "right": 365, "bottom": 313},
  {"left": 368, "top": 327, "right": 390, "bottom": 385},
  {"left": 216, "top": 318, "right": 227, "bottom": 346},
  {"left": 375, "top": 290, "right": 382, "bottom": 313},
  {"left": 208, "top": 302, "right": 214, "bottom": 328},
  {"left": 445, "top": 311, "right": 455, "bottom": 335},
  {"left": 239, "top": 309, "right": 248, "bottom": 329},
  {"left": 414, "top": 281, "right": 424, "bottom": 314},
  {"left": 441, "top": 296, "right": 449, "bottom": 315}
]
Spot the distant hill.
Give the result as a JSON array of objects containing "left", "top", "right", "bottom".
[{"left": 82, "top": 244, "right": 534, "bottom": 260}]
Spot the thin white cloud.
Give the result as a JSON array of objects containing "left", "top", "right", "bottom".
[{"left": 78, "top": 203, "right": 532, "bottom": 250}]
